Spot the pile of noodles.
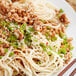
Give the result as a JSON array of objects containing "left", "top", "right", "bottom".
[{"left": 0, "top": 0, "right": 64, "bottom": 76}]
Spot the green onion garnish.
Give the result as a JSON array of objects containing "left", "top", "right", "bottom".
[
  {"left": 37, "top": 61, "right": 42, "bottom": 64},
  {"left": 70, "top": 46, "right": 74, "bottom": 50},
  {"left": 51, "top": 36, "right": 57, "bottom": 41},
  {"left": 60, "top": 9, "right": 64, "bottom": 13},
  {"left": 56, "top": 34, "right": 59, "bottom": 36},
  {"left": 40, "top": 43, "right": 44, "bottom": 46},
  {"left": 49, "top": 46, "right": 52, "bottom": 50},
  {"left": 40, "top": 43, "right": 47, "bottom": 51},
  {"left": 7, "top": 35, "right": 17, "bottom": 42},
  {"left": 40, "top": 43, "right": 46, "bottom": 48},
  {"left": 46, "top": 26, "right": 51, "bottom": 30},
  {"left": 14, "top": 22, "right": 18, "bottom": 25},
  {"left": 48, "top": 37, "right": 51, "bottom": 40},
  {"left": 0, "top": 56, "right": 3, "bottom": 59},
  {"left": 63, "top": 35, "right": 67, "bottom": 40},
  {"left": 24, "top": 31, "right": 32, "bottom": 47},
  {"left": 28, "top": 27, "right": 34, "bottom": 32},
  {"left": 2, "top": 21, "right": 7, "bottom": 26},
  {"left": 8, "top": 27, "right": 13, "bottom": 31},
  {"left": 70, "top": 52, "right": 72, "bottom": 57},
  {"left": 9, "top": 52, "right": 14, "bottom": 57},
  {"left": 59, "top": 48, "right": 67, "bottom": 54},
  {"left": 2, "top": 31, "right": 6, "bottom": 34},
  {"left": 63, "top": 40, "right": 68, "bottom": 44},
  {"left": 45, "top": 33, "right": 49, "bottom": 37},
  {"left": 21, "top": 23, "right": 26, "bottom": 30},
  {"left": 64, "top": 44, "right": 69, "bottom": 48},
  {"left": 4, "top": 48, "right": 8, "bottom": 53},
  {"left": 40, "top": 19, "right": 45, "bottom": 23},
  {"left": 60, "top": 32, "right": 64, "bottom": 38},
  {"left": 0, "top": 41, "right": 3, "bottom": 44},
  {"left": 20, "top": 23, "right": 27, "bottom": 33},
  {"left": 47, "top": 51, "right": 52, "bottom": 55},
  {"left": 33, "top": 38, "right": 38, "bottom": 42},
  {"left": 58, "top": 13, "right": 61, "bottom": 18},
  {"left": 42, "top": 48, "right": 47, "bottom": 51},
  {"left": 11, "top": 41, "right": 19, "bottom": 48}
]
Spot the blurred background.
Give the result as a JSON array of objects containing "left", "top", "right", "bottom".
[{"left": 66, "top": 0, "right": 76, "bottom": 11}]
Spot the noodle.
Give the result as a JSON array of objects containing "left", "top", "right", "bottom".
[{"left": 0, "top": 0, "right": 73, "bottom": 76}]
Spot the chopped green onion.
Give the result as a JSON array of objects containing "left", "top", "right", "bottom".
[
  {"left": 24, "top": 31, "right": 32, "bottom": 47},
  {"left": 36, "top": 44, "right": 38, "bottom": 46},
  {"left": 25, "top": 31, "right": 30, "bottom": 35},
  {"left": 24, "top": 31, "right": 32, "bottom": 40},
  {"left": 6, "top": 21, "right": 10, "bottom": 26},
  {"left": 60, "top": 9, "right": 64, "bottom": 13},
  {"left": 63, "top": 35, "right": 67, "bottom": 40},
  {"left": 56, "top": 34, "right": 59, "bottom": 36},
  {"left": 4, "top": 48, "right": 8, "bottom": 53},
  {"left": 8, "top": 27, "right": 13, "bottom": 31},
  {"left": 9, "top": 52, "right": 14, "bottom": 57},
  {"left": 45, "top": 33, "right": 49, "bottom": 37},
  {"left": 40, "top": 43, "right": 46, "bottom": 48},
  {"left": 60, "top": 32, "right": 64, "bottom": 38},
  {"left": 13, "top": 44, "right": 18, "bottom": 48},
  {"left": 40, "top": 43, "right": 44, "bottom": 46},
  {"left": 11, "top": 42, "right": 19, "bottom": 48},
  {"left": 24, "top": 39, "right": 31, "bottom": 47},
  {"left": 2, "top": 31, "right": 6, "bottom": 34},
  {"left": 42, "top": 48, "right": 47, "bottom": 51},
  {"left": 47, "top": 51, "right": 52, "bottom": 55},
  {"left": 7, "top": 37, "right": 13, "bottom": 42},
  {"left": 49, "top": 46, "right": 52, "bottom": 50},
  {"left": 20, "top": 23, "right": 26, "bottom": 33},
  {"left": 0, "top": 41, "right": 3, "bottom": 44},
  {"left": 70, "top": 46, "right": 74, "bottom": 50},
  {"left": 64, "top": 44, "right": 69, "bottom": 48},
  {"left": 28, "top": 27, "right": 34, "bottom": 32},
  {"left": 40, "top": 19, "right": 45, "bottom": 23},
  {"left": 14, "top": 22, "right": 18, "bottom": 25},
  {"left": 20, "top": 30, "right": 24, "bottom": 34},
  {"left": 2, "top": 21, "right": 7, "bottom": 26},
  {"left": 0, "top": 56, "right": 3, "bottom": 59},
  {"left": 33, "top": 38, "right": 38, "bottom": 42},
  {"left": 63, "top": 40, "right": 68, "bottom": 44},
  {"left": 21, "top": 23, "right": 26, "bottom": 30},
  {"left": 48, "top": 37, "right": 51, "bottom": 40},
  {"left": 70, "top": 52, "right": 72, "bottom": 56},
  {"left": 37, "top": 61, "right": 42, "bottom": 64},
  {"left": 7, "top": 35, "right": 17, "bottom": 42},
  {"left": 20, "top": 43, "right": 24, "bottom": 48},
  {"left": 45, "top": 32, "right": 50, "bottom": 39},
  {"left": 59, "top": 48, "right": 67, "bottom": 54},
  {"left": 51, "top": 36, "right": 57, "bottom": 41},
  {"left": 58, "top": 9, "right": 64, "bottom": 18},
  {"left": 60, "top": 55, "right": 63, "bottom": 58},
  {"left": 46, "top": 26, "right": 51, "bottom": 30},
  {"left": 15, "top": 26, "right": 18, "bottom": 29},
  {"left": 58, "top": 13, "right": 61, "bottom": 18}
]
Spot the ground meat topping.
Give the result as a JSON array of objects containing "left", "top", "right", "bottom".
[{"left": 59, "top": 14, "right": 70, "bottom": 25}]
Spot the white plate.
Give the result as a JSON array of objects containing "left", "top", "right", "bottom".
[{"left": 48, "top": 0, "right": 76, "bottom": 76}]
